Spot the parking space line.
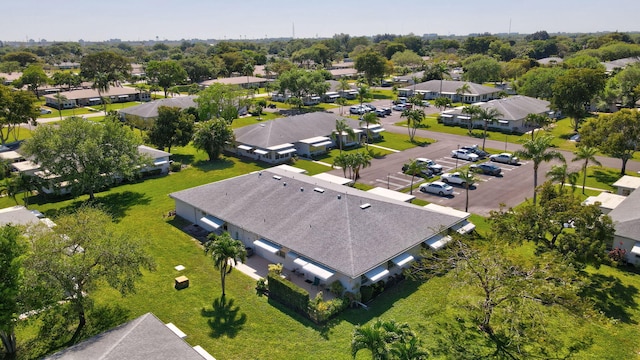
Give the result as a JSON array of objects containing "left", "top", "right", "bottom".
[{"left": 375, "top": 179, "right": 406, "bottom": 188}]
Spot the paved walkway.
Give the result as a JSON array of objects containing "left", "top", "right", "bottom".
[
  {"left": 368, "top": 143, "right": 400, "bottom": 153},
  {"left": 312, "top": 160, "right": 334, "bottom": 167}
]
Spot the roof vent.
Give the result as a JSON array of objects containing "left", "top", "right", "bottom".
[
  {"left": 272, "top": 175, "right": 282, "bottom": 180},
  {"left": 283, "top": 182, "right": 287, "bottom": 186},
  {"left": 314, "top": 187, "right": 325, "bottom": 193},
  {"left": 360, "top": 203, "right": 371, "bottom": 209},
  {"left": 300, "top": 187, "right": 304, "bottom": 192},
  {"left": 258, "top": 172, "right": 262, "bottom": 176},
  {"left": 337, "top": 194, "right": 341, "bottom": 199}
]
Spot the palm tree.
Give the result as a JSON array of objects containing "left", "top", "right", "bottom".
[
  {"left": 359, "top": 112, "right": 380, "bottom": 150},
  {"left": 461, "top": 104, "right": 481, "bottom": 135},
  {"left": 524, "top": 113, "right": 553, "bottom": 140},
  {"left": 411, "top": 76, "right": 420, "bottom": 94},
  {"left": 333, "top": 153, "right": 351, "bottom": 178},
  {"left": 514, "top": 135, "right": 566, "bottom": 205},
  {"left": 401, "top": 108, "right": 425, "bottom": 143},
  {"left": 433, "top": 62, "right": 449, "bottom": 95},
  {"left": 434, "top": 97, "right": 451, "bottom": 111},
  {"left": 457, "top": 168, "right": 476, "bottom": 212},
  {"left": 53, "top": 91, "right": 67, "bottom": 121},
  {"left": 404, "top": 159, "right": 427, "bottom": 195},
  {"left": 546, "top": 164, "right": 580, "bottom": 193},
  {"left": 390, "top": 337, "right": 428, "bottom": 360},
  {"left": 204, "top": 232, "right": 247, "bottom": 297},
  {"left": 334, "top": 119, "right": 356, "bottom": 153},
  {"left": 572, "top": 145, "right": 602, "bottom": 194},
  {"left": 352, "top": 151, "right": 372, "bottom": 182},
  {"left": 357, "top": 84, "right": 370, "bottom": 107},
  {"left": 477, "top": 107, "right": 503, "bottom": 151},
  {"left": 338, "top": 78, "right": 352, "bottom": 95},
  {"left": 351, "top": 319, "right": 415, "bottom": 360},
  {"left": 336, "top": 97, "right": 348, "bottom": 116},
  {"left": 92, "top": 71, "right": 111, "bottom": 112},
  {"left": 455, "top": 82, "right": 471, "bottom": 104}
]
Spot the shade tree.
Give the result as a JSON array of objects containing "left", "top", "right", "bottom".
[
  {"left": 146, "top": 106, "right": 195, "bottom": 152},
  {"left": 192, "top": 118, "right": 235, "bottom": 161},
  {"left": 145, "top": 60, "right": 188, "bottom": 98}
]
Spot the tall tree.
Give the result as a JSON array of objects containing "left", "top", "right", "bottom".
[
  {"left": 204, "top": 232, "right": 246, "bottom": 297},
  {"left": 572, "top": 146, "right": 602, "bottom": 194},
  {"left": 195, "top": 83, "right": 245, "bottom": 122},
  {"left": 333, "top": 119, "right": 356, "bottom": 154},
  {"left": 516, "top": 66, "right": 564, "bottom": 100},
  {"left": 0, "top": 224, "right": 26, "bottom": 360},
  {"left": 477, "top": 107, "right": 503, "bottom": 151},
  {"left": 524, "top": 113, "right": 553, "bottom": 140},
  {"left": 404, "top": 159, "right": 427, "bottom": 195},
  {"left": 580, "top": 109, "right": 640, "bottom": 175},
  {"left": 411, "top": 238, "right": 589, "bottom": 359},
  {"left": 400, "top": 108, "right": 425, "bottom": 142},
  {"left": 357, "top": 84, "right": 371, "bottom": 107},
  {"left": 18, "top": 64, "right": 49, "bottom": 99},
  {"left": 23, "top": 115, "right": 148, "bottom": 201},
  {"left": 546, "top": 164, "right": 579, "bottom": 193},
  {"left": 52, "top": 92, "right": 67, "bottom": 121},
  {"left": 461, "top": 104, "right": 481, "bottom": 134},
  {"left": 146, "top": 106, "right": 195, "bottom": 152},
  {"left": 462, "top": 55, "right": 501, "bottom": 84},
  {"left": 192, "top": 118, "right": 235, "bottom": 161},
  {"left": 0, "top": 86, "right": 39, "bottom": 145},
  {"left": 455, "top": 83, "right": 471, "bottom": 103},
  {"left": 551, "top": 68, "right": 606, "bottom": 132},
  {"left": 359, "top": 112, "right": 380, "bottom": 150},
  {"left": 433, "top": 97, "right": 451, "bottom": 111},
  {"left": 80, "top": 51, "right": 131, "bottom": 112},
  {"left": 351, "top": 151, "right": 372, "bottom": 182},
  {"left": 514, "top": 135, "right": 565, "bottom": 205},
  {"left": 354, "top": 49, "right": 387, "bottom": 85},
  {"left": 457, "top": 168, "right": 476, "bottom": 212},
  {"left": 24, "top": 206, "right": 155, "bottom": 344},
  {"left": 145, "top": 60, "right": 188, "bottom": 98}
]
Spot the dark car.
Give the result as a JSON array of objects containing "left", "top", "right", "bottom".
[
  {"left": 470, "top": 163, "right": 502, "bottom": 176},
  {"left": 402, "top": 164, "right": 433, "bottom": 178}
]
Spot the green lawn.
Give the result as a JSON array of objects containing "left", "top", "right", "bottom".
[
  {"left": 231, "top": 112, "right": 281, "bottom": 129},
  {"left": 290, "top": 159, "right": 333, "bottom": 175},
  {"left": 375, "top": 131, "right": 436, "bottom": 151},
  {"left": 39, "top": 102, "right": 143, "bottom": 119}
]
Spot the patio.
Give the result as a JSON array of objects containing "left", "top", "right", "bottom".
[{"left": 236, "top": 255, "right": 335, "bottom": 300}]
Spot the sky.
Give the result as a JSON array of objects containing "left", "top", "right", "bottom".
[{"left": 3, "top": 0, "right": 640, "bottom": 42}]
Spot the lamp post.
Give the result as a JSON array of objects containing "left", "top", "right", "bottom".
[
  {"left": 387, "top": 173, "right": 390, "bottom": 189},
  {"left": 455, "top": 145, "right": 459, "bottom": 169},
  {"left": 505, "top": 134, "right": 508, "bottom": 152}
]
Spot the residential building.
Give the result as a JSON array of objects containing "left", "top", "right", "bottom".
[
  {"left": 607, "top": 186, "right": 640, "bottom": 265},
  {"left": 199, "top": 76, "right": 271, "bottom": 89},
  {"left": 232, "top": 112, "right": 371, "bottom": 164},
  {"left": 119, "top": 96, "right": 197, "bottom": 124},
  {"left": 138, "top": 145, "right": 172, "bottom": 175},
  {"left": 440, "top": 95, "right": 552, "bottom": 133},
  {"left": 612, "top": 175, "right": 640, "bottom": 196},
  {"left": 169, "top": 167, "right": 474, "bottom": 293},
  {"left": 44, "top": 313, "right": 215, "bottom": 360},
  {"left": 398, "top": 80, "right": 500, "bottom": 104},
  {"left": 44, "top": 87, "right": 150, "bottom": 109}
]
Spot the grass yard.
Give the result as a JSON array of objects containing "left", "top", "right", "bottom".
[
  {"left": 375, "top": 131, "right": 436, "bottom": 151},
  {"left": 290, "top": 159, "right": 333, "bottom": 175},
  {"left": 230, "top": 112, "right": 281, "bottom": 129}
]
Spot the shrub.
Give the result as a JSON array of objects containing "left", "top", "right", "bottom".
[
  {"left": 360, "top": 285, "right": 373, "bottom": 303},
  {"left": 267, "top": 274, "right": 309, "bottom": 314},
  {"left": 268, "top": 263, "right": 283, "bottom": 275},
  {"left": 329, "top": 280, "right": 345, "bottom": 296},
  {"left": 256, "top": 278, "right": 268, "bottom": 296},
  {"left": 169, "top": 161, "right": 182, "bottom": 172}
]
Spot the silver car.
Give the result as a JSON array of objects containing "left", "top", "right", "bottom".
[{"left": 419, "top": 181, "right": 454, "bottom": 196}]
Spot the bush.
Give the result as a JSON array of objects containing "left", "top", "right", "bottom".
[
  {"left": 329, "top": 280, "right": 345, "bottom": 296},
  {"left": 256, "top": 278, "right": 268, "bottom": 296},
  {"left": 309, "top": 297, "right": 348, "bottom": 323},
  {"left": 267, "top": 274, "right": 309, "bottom": 314},
  {"left": 360, "top": 285, "right": 373, "bottom": 303},
  {"left": 169, "top": 161, "right": 182, "bottom": 172}
]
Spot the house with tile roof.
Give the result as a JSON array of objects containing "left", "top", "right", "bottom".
[
  {"left": 169, "top": 166, "right": 473, "bottom": 292},
  {"left": 440, "top": 95, "right": 552, "bottom": 133},
  {"left": 231, "top": 112, "right": 376, "bottom": 164},
  {"left": 398, "top": 80, "right": 500, "bottom": 104}
]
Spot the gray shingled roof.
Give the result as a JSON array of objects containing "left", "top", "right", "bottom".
[
  {"left": 445, "top": 95, "right": 550, "bottom": 120},
  {"left": 0, "top": 206, "right": 40, "bottom": 226},
  {"left": 170, "top": 167, "right": 466, "bottom": 278},
  {"left": 44, "top": 313, "right": 206, "bottom": 360},
  {"left": 407, "top": 80, "right": 497, "bottom": 95},
  {"left": 138, "top": 145, "right": 171, "bottom": 159},
  {"left": 119, "top": 96, "right": 197, "bottom": 119},
  {"left": 234, "top": 112, "right": 361, "bottom": 149},
  {"left": 608, "top": 189, "right": 640, "bottom": 241}
]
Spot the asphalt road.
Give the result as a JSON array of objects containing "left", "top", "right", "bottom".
[{"left": 327, "top": 100, "right": 640, "bottom": 216}]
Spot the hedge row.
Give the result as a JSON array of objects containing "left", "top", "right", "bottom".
[{"left": 267, "top": 274, "right": 309, "bottom": 314}]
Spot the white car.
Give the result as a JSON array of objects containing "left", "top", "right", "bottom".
[
  {"left": 416, "top": 158, "right": 443, "bottom": 174},
  {"left": 440, "top": 172, "right": 468, "bottom": 186},
  {"left": 392, "top": 104, "right": 409, "bottom": 111},
  {"left": 419, "top": 181, "right": 454, "bottom": 196},
  {"left": 490, "top": 153, "right": 519, "bottom": 165},
  {"left": 451, "top": 149, "right": 479, "bottom": 162}
]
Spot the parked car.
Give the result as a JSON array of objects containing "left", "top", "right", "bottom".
[
  {"left": 393, "top": 104, "right": 409, "bottom": 111},
  {"left": 490, "top": 153, "right": 519, "bottom": 165},
  {"left": 416, "top": 158, "right": 443, "bottom": 174},
  {"left": 419, "top": 181, "right": 454, "bottom": 196},
  {"left": 380, "top": 107, "right": 391, "bottom": 115},
  {"left": 363, "top": 103, "right": 376, "bottom": 111},
  {"left": 374, "top": 109, "right": 386, "bottom": 117},
  {"left": 40, "top": 108, "right": 52, "bottom": 114},
  {"left": 460, "top": 145, "right": 489, "bottom": 159},
  {"left": 440, "top": 172, "right": 468, "bottom": 186},
  {"left": 451, "top": 149, "right": 479, "bottom": 162},
  {"left": 421, "top": 100, "right": 431, "bottom": 107},
  {"left": 349, "top": 105, "right": 367, "bottom": 115},
  {"left": 470, "top": 163, "right": 502, "bottom": 176},
  {"left": 402, "top": 163, "right": 433, "bottom": 178}
]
